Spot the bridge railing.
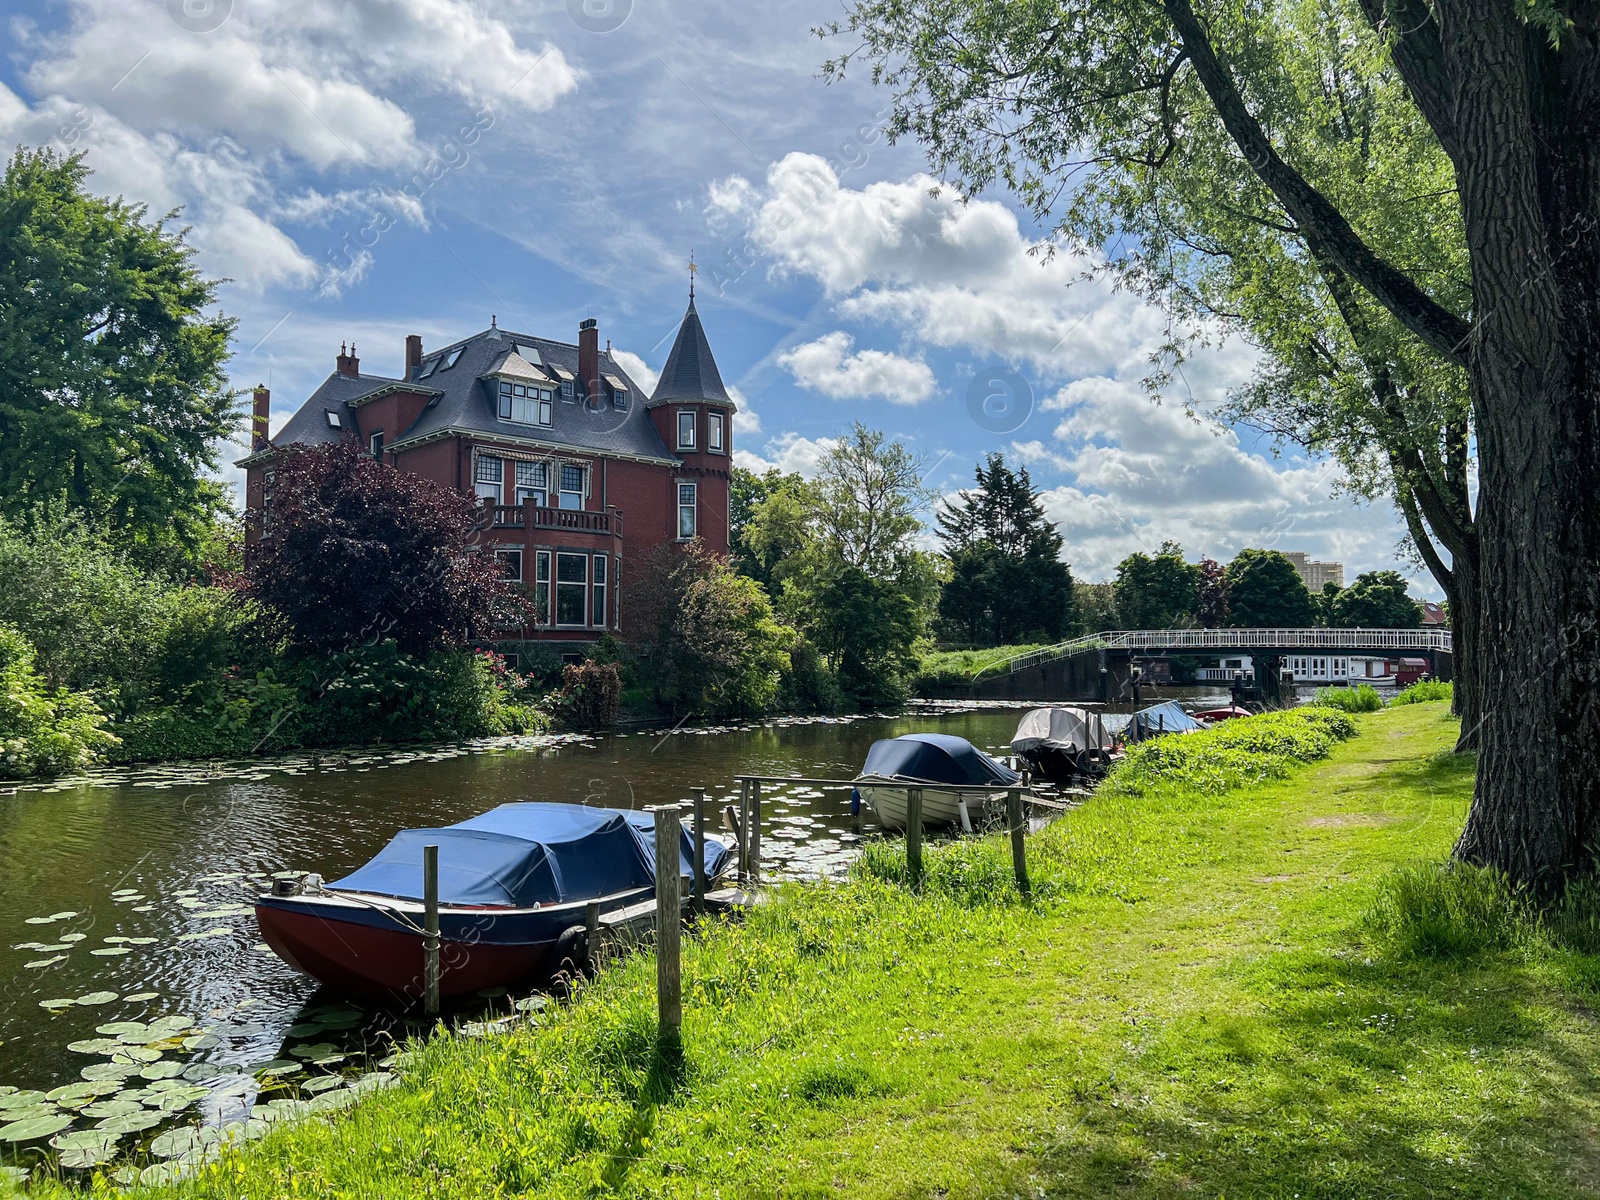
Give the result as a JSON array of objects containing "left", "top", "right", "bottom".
[{"left": 971, "top": 627, "right": 1453, "bottom": 680}]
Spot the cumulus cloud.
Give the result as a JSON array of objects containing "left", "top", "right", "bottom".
[
  {"left": 778, "top": 331, "right": 936, "bottom": 406},
  {"left": 735, "top": 431, "right": 837, "bottom": 478}
]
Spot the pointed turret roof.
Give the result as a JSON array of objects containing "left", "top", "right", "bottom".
[{"left": 647, "top": 300, "right": 736, "bottom": 409}]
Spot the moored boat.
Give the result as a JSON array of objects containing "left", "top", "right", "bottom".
[
  {"left": 1010, "top": 706, "right": 1117, "bottom": 785},
  {"left": 853, "top": 733, "right": 1021, "bottom": 831},
  {"left": 255, "top": 803, "right": 729, "bottom": 1003},
  {"left": 1125, "top": 700, "right": 1205, "bottom": 741},
  {"left": 1192, "top": 705, "right": 1253, "bottom": 723}
]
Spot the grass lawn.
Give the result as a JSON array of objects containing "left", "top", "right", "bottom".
[
  {"left": 914, "top": 643, "right": 1057, "bottom": 687},
  {"left": 17, "top": 700, "right": 1600, "bottom": 1197}
]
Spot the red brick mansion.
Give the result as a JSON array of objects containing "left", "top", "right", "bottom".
[{"left": 239, "top": 300, "right": 736, "bottom": 656}]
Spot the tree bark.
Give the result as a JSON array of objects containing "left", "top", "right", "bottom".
[{"left": 1433, "top": 3, "right": 1600, "bottom": 895}]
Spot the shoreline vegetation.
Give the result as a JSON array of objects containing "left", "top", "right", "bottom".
[{"left": 14, "top": 695, "right": 1599, "bottom": 1198}]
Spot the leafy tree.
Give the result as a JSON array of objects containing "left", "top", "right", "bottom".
[
  {"left": 628, "top": 541, "right": 795, "bottom": 718},
  {"left": 749, "top": 424, "right": 937, "bottom": 705},
  {"left": 936, "top": 453, "right": 1077, "bottom": 644},
  {"left": 827, "top": 0, "right": 1599, "bottom": 892},
  {"left": 0, "top": 623, "right": 115, "bottom": 778},
  {"left": 243, "top": 443, "right": 523, "bottom": 655},
  {"left": 1074, "top": 580, "right": 1121, "bottom": 634},
  {"left": 1196, "top": 556, "right": 1229, "bottom": 628},
  {"left": 1328, "top": 570, "right": 1422, "bottom": 628},
  {"left": 0, "top": 149, "right": 238, "bottom": 561},
  {"left": 1314, "top": 581, "right": 1344, "bottom": 628},
  {"left": 733, "top": 466, "right": 813, "bottom": 593},
  {"left": 1114, "top": 542, "right": 1200, "bottom": 629},
  {"left": 1225, "top": 550, "right": 1317, "bottom": 627}
]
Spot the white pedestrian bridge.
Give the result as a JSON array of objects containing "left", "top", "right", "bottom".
[{"left": 973, "top": 628, "right": 1454, "bottom": 680}]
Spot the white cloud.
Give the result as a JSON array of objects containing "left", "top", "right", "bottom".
[
  {"left": 727, "top": 384, "right": 761, "bottom": 435},
  {"left": 610, "top": 349, "right": 658, "bottom": 397},
  {"left": 735, "top": 431, "right": 836, "bottom": 478},
  {"left": 778, "top": 331, "right": 936, "bottom": 406},
  {"left": 731, "top": 153, "right": 1162, "bottom": 377}
]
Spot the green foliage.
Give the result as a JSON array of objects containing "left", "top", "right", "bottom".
[
  {"left": 730, "top": 466, "right": 811, "bottom": 592},
  {"left": 1102, "top": 706, "right": 1357, "bottom": 798},
  {"left": 911, "top": 642, "right": 1053, "bottom": 691},
  {"left": 1313, "top": 683, "right": 1384, "bottom": 712},
  {"left": 775, "top": 636, "right": 849, "bottom": 714},
  {"left": 0, "top": 623, "right": 116, "bottom": 777},
  {"left": 1327, "top": 570, "right": 1423, "bottom": 627},
  {"left": 1195, "top": 555, "right": 1229, "bottom": 627},
  {"left": 1114, "top": 541, "right": 1200, "bottom": 629},
  {"left": 0, "top": 148, "right": 238, "bottom": 555},
  {"left": 630, "top": 542, "right": 798, "bottom": 719},
  {"left": 1225, "top": 548, "right": 1317, "bottom": 626},
  {"left": 1366, "top": 863, "right": 1528, "bottom": 959},
  {"left": 936, "top": 453, "right": 1077, "bottom": 644},
  {"left": 1073, "top": 579, "right": 1120, "bottom": 633},
  {"left": 1392, "top": 680, "right": 1453, "bottom": 706}
]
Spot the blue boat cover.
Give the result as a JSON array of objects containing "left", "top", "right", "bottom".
[
  {"left": 1128, "top": 700, "right": 1204, "bottom": 740},
  {"left": 328, "top": 803, "right": 726, "bottom": 909},
  {"left": 857, "top": 733, "right": 1021, "bottom": 786}
]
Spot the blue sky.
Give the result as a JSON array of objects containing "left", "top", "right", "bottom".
[{"left": 0, "top": 0, "right": 1430, "bottom": 590}]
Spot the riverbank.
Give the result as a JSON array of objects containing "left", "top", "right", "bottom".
[{"left": 15, "top": 699, "right": 1600, "bottom": 1197}]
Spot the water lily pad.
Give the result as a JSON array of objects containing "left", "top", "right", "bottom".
[
  {"left": 38, "top": 998, "right": 75, "bottom": 1011},
  {"left": 48, "top": 1080, "right": 119, "bottom": 1102},
  {"left": 89, "top": 946, "right": 131, "bottom": 956},
  {"left": 300, "top": 1075, "right": 344, "bottom": 1094},
  {"left": 58, "top": 932, "right": 86, "bottom": 942},
  {"left": 110, "top": 889, "right": 139, "bottom": 897},
  {"left": 176, "top": 928, "right": 231, "bottom": 942},
  {"left": 0, "top": 1105, "right": 56, "bottom": 1126},
  {"left": 284, "top": 1022, "right": 326, "bottom": 1038},
  {"left": 94, "top": 1110, "right": 161, "bottom": 1134},
  {"left": 514, "top": 996, "right": 548, "bottom": 1013},
  {"left": 125, "top": 937, "right": 158, "bottom": 946},
  {"left": 122, "top": 992, "right": 159, "bottom": 1003},
  {"left": 35, "top": 942, "right": 72, "bottom": 952},
  {"left": 67, "top": 1038, "right": 121, "bottom": 1055},
  {"left": 150, "top": 1092, "right": 195, "bottom": 1114},
  {"left": 112, "top": 1046, "right": 163, "bottom": 1063},
  {"left": 181, "top": 1033, "right": 221, "bottom": 1051},
  {"left": 139, "top": 1061, "right": 185, "bottom": 1081},
  {"left": 80, "top": 1099, "right": 141, "bottom": 1120},
  {"left": 309, "top": 1087, "right": 360, "bottom": 1112},
  {"left": 0, "top": 1113, "right": 72, "bottom": 1141},
  {"left": 0, "top": 1167, "right": 28, "bottom": 1184},
  {"left": 132, "top": 905, "right": 155, "bottom": 912},
  {"left": 96, "top": 1021, "right": 147, "bottom": 1036},
  {"left": 181, "top": 1062, "right": 223, "bottom": 1081},
  {"left": 150, "top": 1125, "right": 216, "bottom": 1159},
  {"left": 24, "top": 955, "right": 67, "bottom": 969},
  {"left": 0, "top": 1091, "right": 45, "bottom": 1109},
  {"left": 81, "top": 1063, "right": 141, "bottom": 1082},
  {"left": 288, "top": 1042, "right": 336, "bottom": 1060},
  {"left": 74, "top": 991, "right": 118, "bottom": 1006}
]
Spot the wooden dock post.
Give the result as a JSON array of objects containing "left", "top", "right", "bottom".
[
  {"left": 422, "top": 843, "right": 441, "bottom": 1016},
  {"left": 748, "top": 780, "right": 762, "bottom": 892},
  {"left": 650, "top": 806, "right": 682, "bottom": 1044},
  {"left": 691, "top": 786, "right": 707, "bottom": 914},
  {"left": 906, "top": 787, "right": 924, "bottom": 886},
  {"left": 584, "top": 899, "right": 600, "bottom": 960},
  {"left": 738, "top": 779, "right": 752, "bottom": 884},
  {"left": 1006, "top": 788, "right": 1030, "bottom": 896}
]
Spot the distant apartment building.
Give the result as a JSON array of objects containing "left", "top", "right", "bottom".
[{"left": 1284, "top": 551, "right": 1345, "bottom": 591}]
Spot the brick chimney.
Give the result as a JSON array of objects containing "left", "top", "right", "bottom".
[
  {"left": 251, "top": 385, "right": 271, "bottom": 451},
  {"left": 336, "top": 341, "right": 360, "bottom": 378},
  {"left": 578, "top": 318, "right": 599, "bottom": 405},
  {"left": 405, "top": 334, "right": 423, "bottom": 379}
]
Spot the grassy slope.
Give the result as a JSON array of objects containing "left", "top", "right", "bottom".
[{"left": 22, "top": 702, "right": 1600, "bottom": 1198}]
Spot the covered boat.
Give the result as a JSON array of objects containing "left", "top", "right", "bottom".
[
  {"left": 854, "top": 733, "right": 1021, "bottom": 830},
  {"left": 1010, "top": 707, "right": 1117, "bottom": 784},
  {"left": 256, "top": 803, "right": 729, "bottom": 1002},
  {"left": 1192, "top": 705, "right": 1253, "bottom": 723},
  {"left": 1126, "top": 700, "right": 1205, "bottom": 741}
]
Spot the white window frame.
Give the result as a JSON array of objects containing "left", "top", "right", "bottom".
[
  {"left": 558, "top": 464, "right": 586, "bottom": 511},
  {"left": 370, "top": 431, "right": 384, "bottom": 460},
  {"left": 592, "top": 554, "right": 608, "bottom": 627},
  {"left": 554, "top": 552, "right": 589, "bottom": 628},
  {"left": 676, "top": 480, "right": 697, "bottom": 541},
  {"left": 534, "top": 550, "right": 552, "bottom": 626},
  {"left": 494, "top": 549, "right": 524, "bottom": 581},
  {"left": 474, "top": 454, "right": 503, "bottom": 504},
  {"left": 707, "top": 410, "right": 725, "bottom": 453},
  {"left": 676, "top": 409, "right": 696, "bottom": 451}
]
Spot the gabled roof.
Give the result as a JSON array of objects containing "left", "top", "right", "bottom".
[
  {"left": 648, "top": 300, "right": 735, "bottom": 409},
  {"left": 484, "top": 348, "right": 552, "bottom": 383},
  {"left": 236, "top": 371, "right": 398, "bottom": 464}
]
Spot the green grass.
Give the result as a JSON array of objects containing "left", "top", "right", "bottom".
[
  {"left": 1312, "top": 682, "right": 1385, "bottom": 712},
  {"left": 1391, "top": 679, "right": 1454, "bottom": 705},
  {"left": 15, "top": 698, "right": 1600, "bottom": 1197},
  {"left": 913, "top": 642, "right": 1055, "bottom": 688}
]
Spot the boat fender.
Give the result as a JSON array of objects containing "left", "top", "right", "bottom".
[
  {"left": 850, "top": 787, "right": 861, "bottom": 816},
  {"left": 554, "top": 924, "right": 592, "bottom": 978}
]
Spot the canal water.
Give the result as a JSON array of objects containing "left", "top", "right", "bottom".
[{"left": 0, "top": 694, "right": 1245, "bottom": 1178}]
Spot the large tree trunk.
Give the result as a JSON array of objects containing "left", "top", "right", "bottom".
[
  {"left": 1441, "top": 5, "right": 1600, "bottom": 894},
  {"left": 1443, "top": 552, "right": 1483, "bottom": 753}
]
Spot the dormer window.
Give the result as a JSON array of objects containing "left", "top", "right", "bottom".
[
  {"left": 325, "top": 411, "right": 341, "bottom": 429},
  {"left": 419, "top": 357, "right": 439, "bottom": 378},
  {"left": 442, "top": 346, "right": 465, "bottom": 370},
  {"left": 676, "top": 410, "right": 696, "bottom": 450},
  {"left": 613, "top": 387, "right": 628, "bottom": 410},
  {"left": 561, "top": 379, "right": 575, "bottom": 401},
  {"left": 498, "top": 380, "right": 552, "bottom": 426},
  {"left": 514, "top": 343, "right": 542, "bottom": 365}
]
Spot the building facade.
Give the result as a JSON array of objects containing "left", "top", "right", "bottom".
[
  {"left": 237, "top": 300, "right": 737, "bottom": 654},
  {"left": 1284, "top": 551, "right": 1345, "bottom": 591}
]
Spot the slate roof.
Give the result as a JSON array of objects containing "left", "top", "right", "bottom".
[
  {"left": 267, "top": 371, "right": 401, "bottom": 450},
  {"left": 648, "top": 300, "right": 735, "bottom": 409}
]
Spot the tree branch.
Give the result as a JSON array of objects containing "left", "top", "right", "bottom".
[
  {"left": 1356, "top": 0, "right": 1460, "bottom": 159},
  {"left": 1162, "top": 0, "right": 1472, "bottom": 364}
]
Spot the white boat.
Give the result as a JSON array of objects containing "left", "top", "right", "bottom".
[{"left": 853, "top": 733, "right": 1022, "bottom": 832}]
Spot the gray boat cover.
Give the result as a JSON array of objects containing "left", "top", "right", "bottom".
[
  {"left": 1128, "top": 700, "right": 1205, "bottom": 740},
  {"left": 1010, "top": 707, "right": 1115, "bottom": 755}
]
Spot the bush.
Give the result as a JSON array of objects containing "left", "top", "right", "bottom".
[
  {"left": 545, "top": 660, "right": 622, "bottom": 730},
  {"left": 1313, "top": 683, "right": 1383, "bottom": 712},
  {"left": 777, "top": 637, "right": 848, "bottom": 714},
  {"left": 1102, "top": 707, "right": 1357, "bottom": 798},
  {"left": 1366, "top": 863, "right": 1529, "bottom": 958},
  {"left": 0, "top": 624, "right": 117, "bottom": 777},
  {"left": 1391, "top": 680, "right": 1453, "bottom": 705}
]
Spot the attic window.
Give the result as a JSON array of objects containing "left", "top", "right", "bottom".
[
  {"left": 419, "top": 357, "right": 439, "bottom": 378},
  {"left": 514, "top": 343, "right": 542, "bottom": 365},
  {"left": 325, "top": 411, "right": 341, "bottom": 428},
  {"left": 442, "top": 346, "right": 465, "bottom": 369},
  {"left": 604, "top": 375, "right": 629, "bottom": 410}
]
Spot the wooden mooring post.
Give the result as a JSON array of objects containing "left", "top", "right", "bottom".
[
  {"left": 1005, "top": 787, "right": 1030, "bottom": 896},
  {"left": 906, "top": 786, "right": 924, "bottom": 886},
  {"left": 691, "top": 786, "right": 707, "bottom": 914},
  {"left": 748, "top": 780, "right": 762, "bottom": 892},
  {"left": 650, "top": 806, "right": 682, "bottom": 1044},
  {"left": 422, "top": 843, "right": 441, "bottom": 1016}
]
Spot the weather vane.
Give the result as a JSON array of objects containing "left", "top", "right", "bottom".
[{"left": 689, "top": 250, "right": 697, "bottom": 300}]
